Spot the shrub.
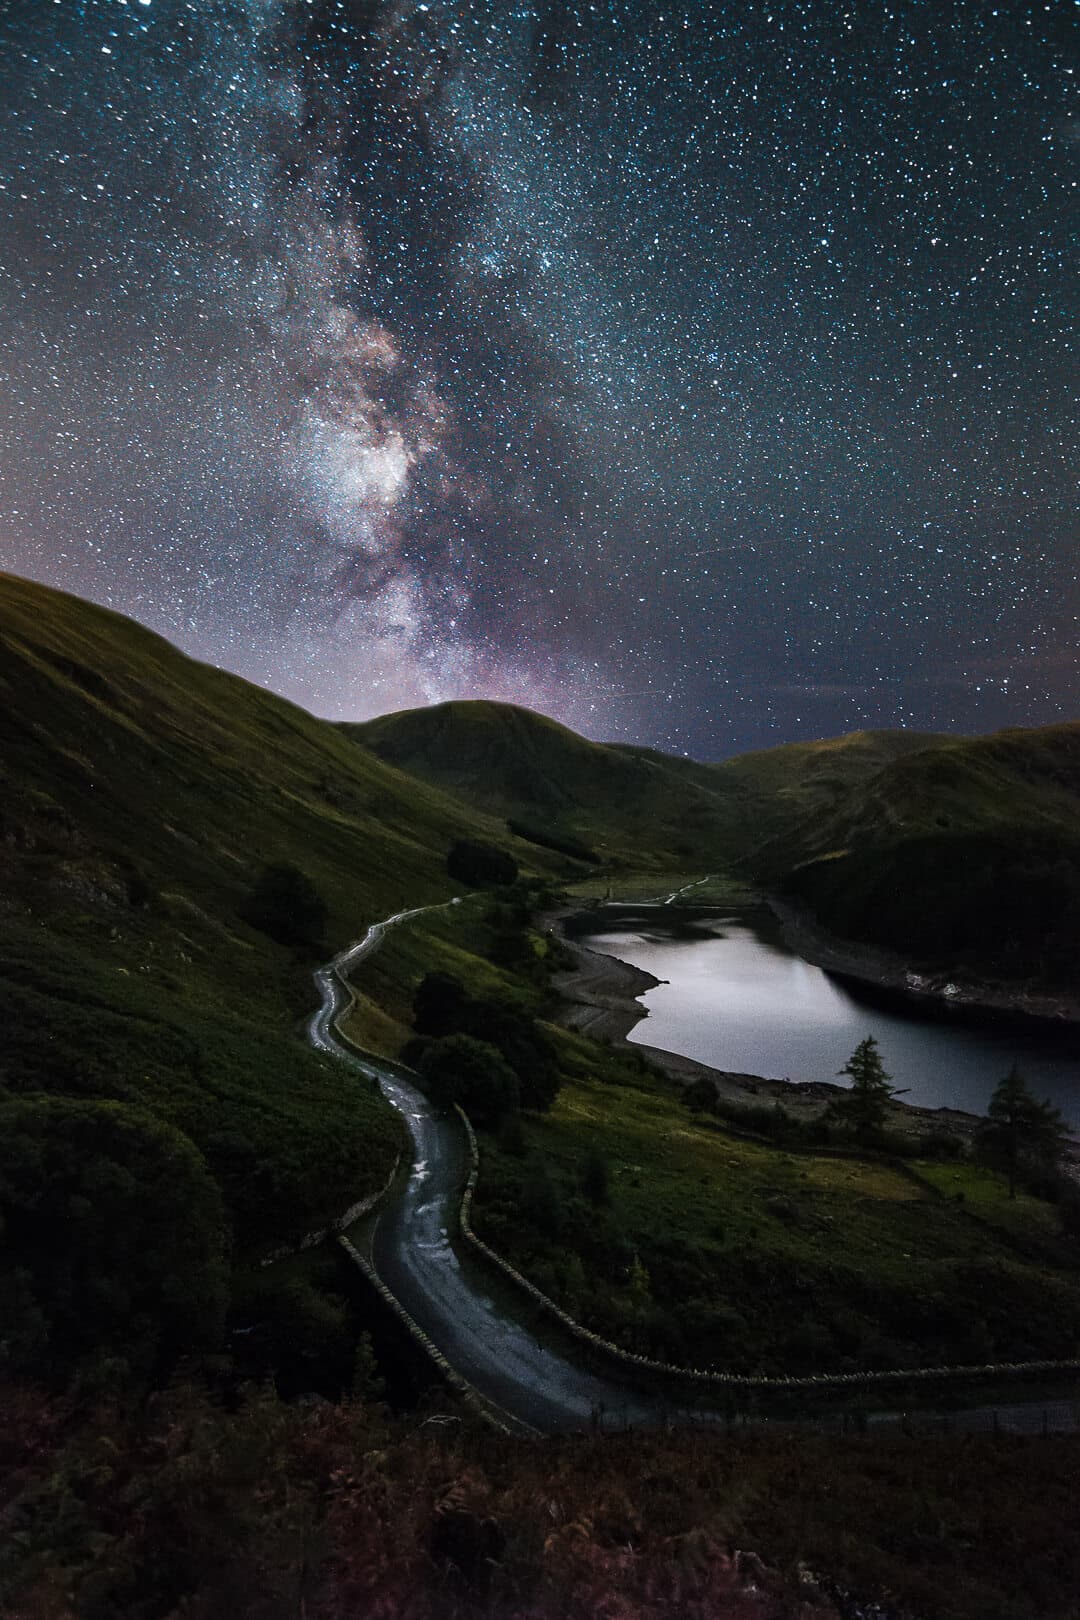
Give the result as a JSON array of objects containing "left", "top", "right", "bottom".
[
  {"left": 412, "top": 971, "right": 469, "bottom": 1037},
  {"left": 243, "top": 861, "right": 327, "bottom": 952},
  {"left": 0, "top": 1097, "right": 229, "bottom": 1385},
  {"left": 446, "top": 839, "right": 518, "bottom": 888},
  {"left": 419, "top": 1035, "right": 519, "bottom": 1126}
]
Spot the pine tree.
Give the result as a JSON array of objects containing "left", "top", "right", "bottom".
[
  {"left": 979, "top": 1064, "right": 1069, "bottom": 1199},
  {"left": 830, "top": 1035, "right": 896, "bottom": 1145}
]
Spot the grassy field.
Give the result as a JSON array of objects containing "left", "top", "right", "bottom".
[
  {"left": 340, "top": 894, "right": 544, "bottom": 1056},
  {"left": 470, "top": 1028, "right": 1080, "bottom": 1376},
  {"left": 911, "top": 1158, "right": 1064, "bottom": 1242}
]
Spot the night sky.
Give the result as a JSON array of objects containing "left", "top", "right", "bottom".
[{"left": 1, "top": 1, "right": 1075, "bottom": 759}]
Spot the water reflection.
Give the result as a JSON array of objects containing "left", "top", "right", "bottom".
[{"left": 581, "top": 911, "right": 1080, "bottom": 1128}]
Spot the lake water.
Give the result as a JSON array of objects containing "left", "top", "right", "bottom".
[{"left": 579, "top": 909, "right": 1080, "bottom": 1129}]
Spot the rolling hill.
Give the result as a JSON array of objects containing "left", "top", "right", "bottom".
[
  {"left": 770, "top": 723, "right": 1080, "bottom": 982},
  {"left": 348, "top": 699, "right": 750, "bottom": 867},
  {"left": 350, "top": 701, "right": 951, "bottom": 872},
  {"left": 5, "top": 568, "right": 1079, "bottom": 1262}
]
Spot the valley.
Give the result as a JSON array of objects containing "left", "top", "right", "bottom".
[{"left": 4, "top": 572, "right": 1080, "bottom": 1619}]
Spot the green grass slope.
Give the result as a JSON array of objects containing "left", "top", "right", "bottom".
[
  {"left": 0, "top": 573, "right": 531, "bottom": 1254},
  {"left": 348, "top": 699, "right": 747, "bottom": 868},
  {"left": 350, "top": 704, "right": 950, "bottom": 877},
  {"left": 770, "top": 724, "right": 1080, "bottom": 982},
  {"left": 712, "top": 727, "right": 944, "bottom": 856}
]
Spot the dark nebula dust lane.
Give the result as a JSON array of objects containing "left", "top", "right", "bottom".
[{"left": 0, "top": 1, "right": 1075, "bottom": 757}]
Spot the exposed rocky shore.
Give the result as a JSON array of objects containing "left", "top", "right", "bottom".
[{"left": 769, "top": 897, "right": 1080, "bottom": 1028}]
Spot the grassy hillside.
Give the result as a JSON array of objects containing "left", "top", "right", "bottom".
[
  {"left": 767, "top": 725, "right": 1080, "bottom": 982},
  {"left": 472, "top": 1026, "right": 1080, "bottom": 1376},
  {"left": 0, "top": 573, "right": 536, "bottom": 1266},
  {"left": 712, "top": 727, "right": 944, "bottom": 856},
  {"left": 348, "top": 700, "right": 748, "bottom": 869}
]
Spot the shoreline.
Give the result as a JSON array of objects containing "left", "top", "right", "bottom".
[
  {"left": 767, "top": 896, "right": 1080, "bottom": 1029},
  {"left": 546, "top": 912, "right": 986, "bottom": 1144}
]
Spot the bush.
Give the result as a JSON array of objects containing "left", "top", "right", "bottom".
[
  {"left": 412, "top": 971, "right": 469, "bottom": 1037},
  {"left": 922, "top": 1131, "right": 964, "bottom": 1160},
  {"left": 419, "top": 1034, "right": 519, "bottom": 1126},
  {"left": 0, "top": 1097, "right": 230, "bottom": 1385},
  {"left": 683, "top": 1078, "right": 718, "bottom": 1112},
  {"left": 446, "top": 839, "right": 518, "bottom": 888},
  {"left": 243, "top": 861, "right": 327, "bottom": 952}
]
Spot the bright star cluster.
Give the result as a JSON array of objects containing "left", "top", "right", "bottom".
[{"left": 0, "top": 0, "right": 1075, "bottom": 756}]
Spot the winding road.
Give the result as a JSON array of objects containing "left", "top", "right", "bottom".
[
  {"left": 311, "top": 905, "right": 662, "bottom": 1434},
  {"left": 309, "top": 904, "right": 1080, "bottom": 1439}
]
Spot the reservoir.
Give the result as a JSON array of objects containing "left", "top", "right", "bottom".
[{"left": 578, "top": 908, "right": 1080, "bottom": 1130}]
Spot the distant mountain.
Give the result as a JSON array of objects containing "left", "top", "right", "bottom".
[
  {"left": 768, "top": 723, "right": 1080, "bottom": 983},
  {"left": 347, "top": 699, "right": 748, "bottom": 866}
]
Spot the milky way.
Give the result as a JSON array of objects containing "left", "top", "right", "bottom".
[{"left": 0, "top": 1, "right": 1075, "bottom": 756}]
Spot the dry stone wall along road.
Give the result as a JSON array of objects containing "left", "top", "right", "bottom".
[{"left": 309, "top": 904, "right": 1080, "bottom": 1438}]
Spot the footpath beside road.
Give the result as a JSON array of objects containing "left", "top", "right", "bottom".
[{"left": 309, "top": 902, "right": 1080, "bottom": 1438}]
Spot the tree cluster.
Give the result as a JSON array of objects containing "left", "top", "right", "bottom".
[
  {"left": 0, "top": 1096, "right": 229, "bottom": 1387},
  {"left": 243, "top": 860, "right": 327, "bottom": 952},
  {"left": 446, "top": 839, "right": 519, "bottom": 889},
  {"left": 411, "top": 971, "right": 560, "bottom": 1113}
]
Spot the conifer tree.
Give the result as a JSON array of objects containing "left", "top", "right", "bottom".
[
  {"left": 830, "top": 1034, "right": 896, "bottom": 1145},
  {"left": 979, "top": 1063, "right": 1068, "bottom": 1198}
]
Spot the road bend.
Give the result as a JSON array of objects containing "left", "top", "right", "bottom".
[{"left": 310, "top": 904, "right": 1080, "bottom": 1439}]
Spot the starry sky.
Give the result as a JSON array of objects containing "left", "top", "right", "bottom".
[{"left": 0, "top": 0, "right": 1075, "bottom": 759}]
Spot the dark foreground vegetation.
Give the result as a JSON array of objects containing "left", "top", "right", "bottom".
[{"left": 5, "top": 1377, "right": 1080, "bottom": 1620}]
